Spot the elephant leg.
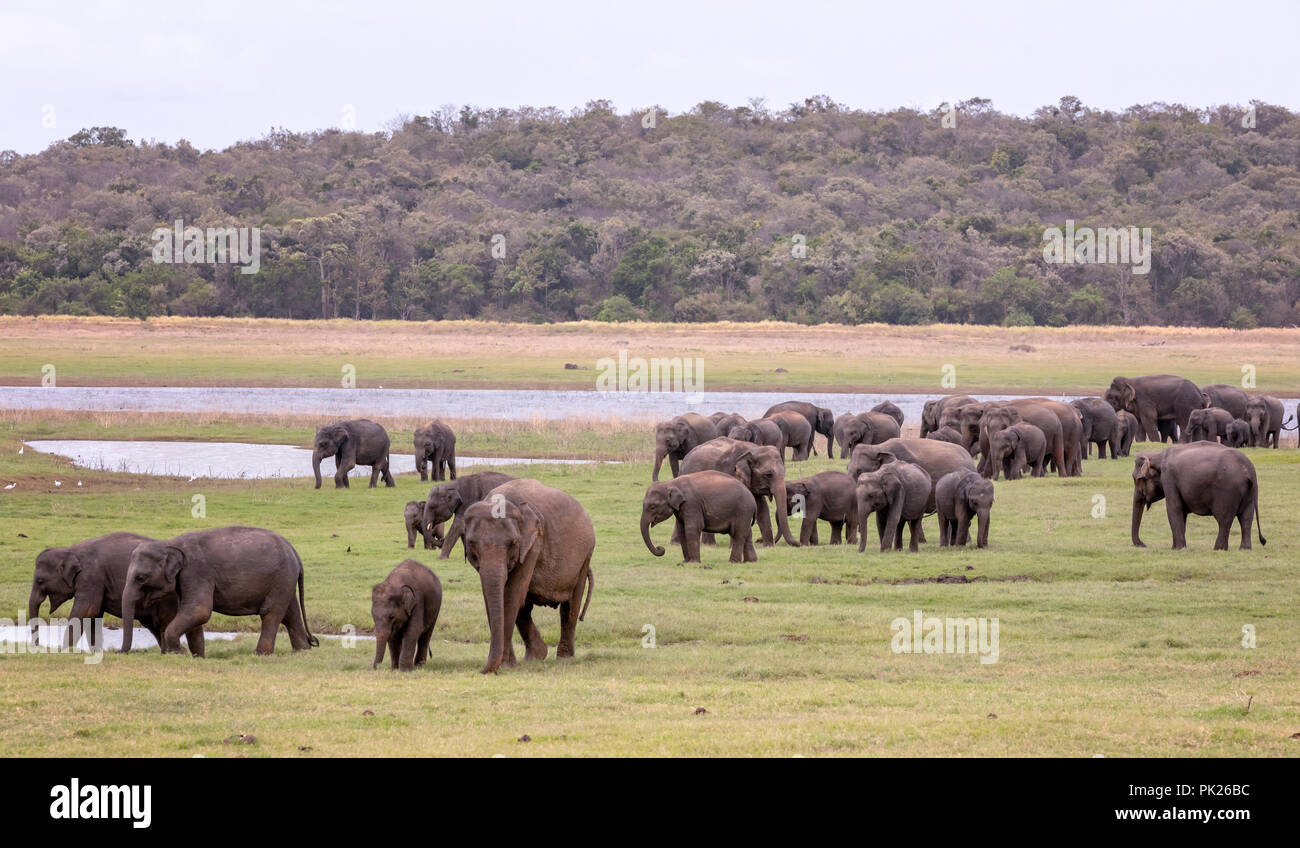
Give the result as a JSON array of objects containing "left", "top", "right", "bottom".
[
  {"left": 447, "top": 454, "right": 457, "bottom": 479},
  {"left": 438, "top": 517, "right": 465, "bottom": 559},
  {"left": 875, "top": 512, "right": 888, "bottom": 552},
  {"left": 728, "top": 526, "right": 745, "bottom": 562},
  {"left": 754, "top": 495, "right": 775, "bottom": 546},
  {"left": 281, "top": 597, "right": 311, "bottom": 651},
  {"left": 558, "top": 562, "right": 588, "bottom": 657},
  {"left": 680, "top": 518, "right": 702, "bottom": 563},
  {"left": 416, "top": 455, "right": 428, "bottom": 482},
  {"left": 398, "top": 624, "right": 423, "bottom": 670},
  {"left": 799, "top": 516, "right": 813, "bottom": 546},
  {"left": 957, "top": 515, "right": 971, "bottom": 546},
  {"left": 368, "top": 462, "right": 380, "bottom": 488},
  {"left": 915, "top": 521, "right": 927, "bottom": 544},
  {"left": 416, "top": 626, "right": 433, "bottom": 666},
  {"left": 845, "top": 519, "right": 857, "bottom": 544},
  {"left": 517, "top": 603, "right": 547, "bottom": 661},
  {"left": 743, "top": 531, "right": 757, "bottom": 562},
  {"left": 907, "top": 519, "right": 921, "bottom": 552},
  {"left": 335, "top": 457, "right": 354, "bottom": 488},
  {"left": 829, "top": 520, "right": 842, "bottom": 544},
  {"left": 1165, "top": 492, "right": 1188, "bottom": 550},
  {"left": 700, "top": 532, "right": 717, "bottom": 546},
  {"left": 939, "top": 518, "right": 950, "bottom": 547},
  {"left": 163, "top": 602, "right": 212, "bottom": 656},
  {"left": 1213, "top": 513, "right": 1233, "bottom": 552},
  {"left": 183, "top": 627, "right": 206, "bottom": 658},
  {"left": 1236, "top": 501, "right": 1255, "bottom": 551},
  {"left": 256, "top": 607, "right": 286, "bottom": 655},
  {"left": 809, "top": 520, "right": 820, "bottom": 545},
  {"left": 407, "top": 524, "right": 417, "bottom": 548},
  {"left": 389, "top": 635, "right": 402, "bottom": 669}
]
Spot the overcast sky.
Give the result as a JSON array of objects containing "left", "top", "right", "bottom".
[{"left": 2, "top": 0, "right": 1297, "bottom": 154}]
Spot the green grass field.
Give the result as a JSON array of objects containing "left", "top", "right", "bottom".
[{"left": 1, "top": 413, "right": 1297, "bottom": 756}]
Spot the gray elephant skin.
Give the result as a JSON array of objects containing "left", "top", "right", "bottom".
[
  {"left": 921, "top": 395, "right": 976, "bottom": 438},
  {"left": 404, "top": 501, "right": 437, "bottom": 549},
  {"left": 1105, "top": 375, "right": 1202, "bottom": 443},
  {"left": 1131, "top": 443, "right": 1265, "bottom": 550},
  {"left": 854, "top": 462, "right": 932, "bottom": 552},
  {"left": 653, "top": 413, "right": 719, "bottom": 481},
  {"left": 764, "top": 401, "right": 834, "bottom": 455},
  {"left": 848, "top": 438, "right": 977, "bottom": 514},
  {"left": 935, "top": 469, "right": 994, "bottom": 548},
  {"left": 834, "top": 411, "right": 901, "bottom": 459},
  {"left": 641, "top": 471, "right": 758, "bottom": 563},
  {"left": 313, "top": 419, "right": 395, "bottom": 489},
  {"left": 371, "top": 560, "right": 442, "bottom": 671},
  {"left": 987, "top": 422, "right": 1047, "bottom": 480},
  {"left": 785, "top": 470, "right": 857, "bottom": 546},
  {"left": 1072, "top": 397, "right": 1121, "bottom": 459},
  {"left": 1185, "top": 407, "right": 1232, "bottom": 443},
  {"left": 680, "top": 438, "right": 799, "bottom": 547},
  {"left": 422, "top": 471, "right": 516, "bottom": 559},
  {"left": 413, "top": 419, "right": 457, "bottom": 482}
]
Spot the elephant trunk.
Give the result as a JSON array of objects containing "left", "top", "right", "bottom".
[
  {"left": 119, "top": 584, "right": 139, "bottom": 653},
  {"left": 372, "top": 624, "right": 389, "bottom": 668},
  {"left": 312, "top": 450, "right": 324, "bottom": 489},
  {"left": 773, "top": 481, "right": 799, "bottom": 546},
  {"left": 652, "top": 445, "right": 667, "bottom": 482},
  {"left": 27, "top": 585, "right": 44, "bottom": 644},
  {"left": 478, "top": 563, "right": 508, "bottom": 674},
  {"left": 1130, "top": 494, "right": 1147, "bottom": 548},
  {"left": 641, "top": 510, "right": 665, "bottom": 556},
  {"left": 976, "top": 508, "right": 990, "bottom": 549}
]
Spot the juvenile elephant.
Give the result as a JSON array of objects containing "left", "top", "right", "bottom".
[
  {"left": 461, "top": 479, "right": 595, "bottom": 674},
  {"left": 785, "top": 470, "right": 857, "bottom": 546},
  {"left": 413, "top": 419, "right": 457, "bottom": 482},
  {"left": 847, "top": 438, "right": 976, "bottom": 514},
  {"left": 652, "top": 413, "right": 719, "bottom": 481},
  {"left": 1225, "top": 418, "right": 1252, "bottom": 448},
  {"left": 422, "top": 471, "right": 516, "bottom": 559},
  {"left": 371, "top": 560, "right": 442, "bottom": 671},
  {"left": 28, "top": 532, "right": 203, "bottom": 655},
  {"left": 680, "top": 438, "right": 799, "bottom": 547},
  {"left": 921, "top": 395, "right": 976, "bottom": 438},
  {"left": 728, "top": 419, "right": 785, "bottom": 452},
  {"left": 120, "top": 526, "right": 318, "bottom": 655},
  {"left": 1245, "top": 395, "right": 1288, "bottom": 448},
  {"left": 987, "top": 422, "right": 1047, "bottom": 480},
  {"left": 854, "top": 462, "right": 931, "bottom": 552},
  {"left": 935, "top": 469, "right": 994, "bottom": 548},
  {"left": 641, "top": 471, "right": 758, "bottom": 563},
  {"left": 1072, "top": 397, "right": 1121, "bottom": 459},
  {"left": 764, "top": 401, "right": 834, "bottom": 455},
  {"left": 925, "top": 426, "right": 964, "bottom": 445},
  {"left": 871, "top": 401, "right": 905, "bottom": 429},
  {"left": 767, "top": 410, "right": 815, "bottom": 461},
  {"left": 1185, "top": 407, "right": 1232, "bottom": 443},
  {"left": 313, "top": 419, "right": 394, "bottom": 489},
  {"left": 834, "top": 411, "right": 901, "bottom": 458},
  {"left": 976, "top": 402, "right": 1067, "bottom": 478},
  {"left": 710, "top": 412, "right": 747, "bottom": 434},
  {"left": 404, "top": 501, "right": 436, "bottom": 549},
  {"left": 1131, "top": 444, "right": 1264, "bottom": 550},
  {"left": 1105, "top": 375, "right": 1202, "bottom": 443},
  {"left": 1115, "top": 410, "right": 1140, "bottom": 457},
  {"left": 1200, "top": 384, "right": 1250, "bottom": 420}
]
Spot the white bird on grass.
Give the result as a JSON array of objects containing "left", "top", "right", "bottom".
[
  {"left": 77, "top": 481, "right": 82, "bottom": 487},
  {"left": 3, "top": 483, "right": 15, "bottom": 490},
  {"left": 17, "top": 446, "right": 23, "bottom": 454},
  {"left": 54, "top": 481, "right": 62, "bottom": 487}
]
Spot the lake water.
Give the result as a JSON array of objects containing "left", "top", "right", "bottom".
[
  {"left": 0, "top": 624, "right": 372, "bottom": 652},
  {"left": 23, "top": 440, "right": 612, "bottom": 480}
]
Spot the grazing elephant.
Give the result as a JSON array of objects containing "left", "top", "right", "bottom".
[
  {"left": 871, "top": 401, "right": 905, "bottom": 429},
  {"left": 921, "top": 395, "right": 976, "bottom": 438},
  {"left": 1225, "top": 418, "right": 1252, "bottom": 448},
  {"left": 680, "top": 438, "right": 799, "bottom": 547},
  {"left": 1185, "top": 407, "right": 1232, "bottom": 443},
  {"left": 652, "top": 413, "right": 719, "bottom": 481},
  {"left": 1200, "top": 384, "right": 1250, "bottom": 420},
  {"left": 1072, "top": 397, "right": 1121, "bottom": 459},
  {"left": 854, "top": 462, "right": 932, "bottom": 552},
  {"left": 1105, "top": 375, "right": 1202, "bottom": 443},
  {"left": 461, "top": 479, "right": 595, "bottom": 675},
  {"left": 641, "top": 471, "right": 758, "bottom": 563},
  {"left": 925, "top": 426, "right": 964, "bottom": 445},
  {"left": 987, "top": 422, "right": 1047, "bottom": 480},
  {"left": 834, "top": 412, "right": 902, "bottom": 459},
  {"left": 1115, "top": 410, "right": 1139, "bottom": 457},
  {"left": 1245, "top": 395, "right": 1288, "bottom": 448},
  {"left": 785, "top": 471, "right": 857, "bottom": 546},
  {"left": 371, "top": 560, "right": 442, "bottom": 671},
  {"left": 120, "top": 526, "right": 318, "bottom": 655},
  {"left": 847, "top": 438, "right": 976, "bottom": 514},
  {"left": 413, "top": 420, "right": 456, "bottom": 482},
  {"left": 422, "top": 471, "right": 516, "bottom": 559},
  {"left": 764, "top": 401, "right": 834, "bottom": 456},
  {"left": 28, "top": 532, "right": 202, "bottom": 655},
  {"left": 404, "top": 501, "right": 436, "bottom": 549},
  {"left": 710, "top": 412, "right": 747, "bottom": 435},
  {"left": 728, "top": 419, "right": 785, "bottom": 452},
  {"left": 935, "top": 469, "right": 994, "bottom": 548},
  {"left": 313, "top": 419, "right": 394, "bottom": 489},
  {"left": 767, "top": 410, "right": 816, "bottom": 461},
  {"left": 1131, "top": 444, "right": 1264, "bottom": 550}
]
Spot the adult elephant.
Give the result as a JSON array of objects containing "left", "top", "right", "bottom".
[
  {"left": 764, "top": 401, "right": 834, "bottom": 456},
  {"left": 680, "top": 438, "right": 799, "bottom": 547},
  {"left": 652, "top": 413, "right": 719, "bottom": 481},
  {"left": 461, "top": 479, "right": 595, "bottom": 675},
  {"left": 1131, "top": 444, "right": 1264, "bottom": 550},
  {"left": 847, "top": 438, "right": 976, "bottom": 513},
  {"left": 957, "top": 402, "right": 993, "bottom": 458},
  {"left": 371, "top": 560, "right": 442, "bottom": 671},
  {"left": 28, "top": 532, "right": 203, "bottom": 655},
  {"left": 834, "top": 412, "right": 901, "bottom": 459},
  {"left": 640, "top": 471, "right": 758, "bottom": 563},
  {"left": 413, "top": 419, "right": 456, "bottom": 482},
  {"left": 422, "top": 471, "right": 516, "bottom": 559},
  {"left": 1244, "top": 395, "right": 1288, "bottom": 448},
  {"left": 1072, "top": 397, "right": 1121, "bottom": 459},
  {"left": 921, "top": 395, "right": 976, "bottom": 438},
  {"left": 767, "top": 411, "right": 815, "bottom": 461},
  {"left": 871, "top": 401, "right": 905, "bottom": 429},
  {"left": 975, "top": 402, "right": 1065, "bottom": 479},
  {"left": 312, "top": 419, "right": 394, "bottom": 489},
  {"left": 1200, "top": 384, "right": 1250, "bottom": 420},
  {"left": 120, "top": 527, "right": 318, "bottom": 655},
  {"left": 1105, "top": 375, "right": 1202, "bottom": 443},
  {"left": 1184, "top": 407, "right": 1232, "bottom": 444},
  {"left": 1017, "top": 398, "right": 1083, "bottom": 475},
  {"left": 785, "top": 470, "right": 857, "bottom": 546}
]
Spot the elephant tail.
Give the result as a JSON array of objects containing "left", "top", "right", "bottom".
[
  {"left": 1281, "top": 415, "right": 1297, "bottom": 432},
  {"left": 1253, "top": 477, "right": 1266, "bottom": 547},
  {"left": 297, "top": 554, "right": 320, "bottom": 647},
  {"left": 578, "top": 564, "right": 594, "bottom": 622}
]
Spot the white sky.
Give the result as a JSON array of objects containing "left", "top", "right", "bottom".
[{"left": 1, "top": 0, "right": 1296, "bottom": 154}]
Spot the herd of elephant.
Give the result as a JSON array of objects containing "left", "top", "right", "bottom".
[{"left": 24, "top": 374, "right": 1287, "bottom": 674}]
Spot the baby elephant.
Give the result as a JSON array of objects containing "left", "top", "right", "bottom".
[
  {"left": 785, "top": 470, "right": 857, "bottom": 545},
  {"left": 854, "top": 461, "right": 931, "bottom": 552},
  {"left": 987, "top": 422, "right": 1047, "bottom": 480},
  {"left": 404, "top": 501, "right": 436, "bottom": 549},
  {"left": 935, "top": 469, "right": 994, "bottom": 548},
  {"left": 641, "top": 471, "right": 758, "bottom": 563},
  {"left": 1225, "top": 418, "right": 1252, "bottom": 448},
  {"left": 371, "top": 560, "right": 443, "bottom": 671}
]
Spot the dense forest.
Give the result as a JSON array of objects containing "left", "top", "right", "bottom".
[{"left": 1, "top": 96, "right": 1298, "bottom": 327}]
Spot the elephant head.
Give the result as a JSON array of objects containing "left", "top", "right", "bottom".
[
  {"left": 727, "top": 424, "right": 757, "bottom": 443},
  {"left": 462, "top": 497, "right": 542, "bottom": 674},
  {"left": 712, "top": 413, "right": 746, "bottom": 434},
  {"left": 1185, "top": 409, "right": 1210, "bottom": 443},
  {"left": 422, "top": 485, "right": 463, "bottom": 544},
  {"left": 815, "top": 408, "right": 835, "bottom": 440},
  {"left": 1244, "top": 398, "right": 1269, "bottom": 447},
  {"left": 834, "top": 415, "right": 869, "bottom": 459},
  {"left": 854, "top": 468, "right": 906, "bottom": 551},
  {"left": 652, "top": 418, "right": 693, "bottom": 482},
  {"left": 29, "top": 548, "right": 80, "bottom": 643},
  {"left": 921, "top": 400, "right": 941, "bottom": 437},
  {"left": 1130, "top": 451, "right": 1166, "bottom": 547},
  {"left": 988, "top": 428, "right": 1025, "bottom": 479},
  {"left": 1105, "top": 377, "right": 1139, "bottom": 415},
  {"left": 413, "top": 427, "right": 437, "bottom": 459},
  {"left": 639, "top": 481, "right": 686, "bottom": 556},
  {"left": 312, "top": 424, "right": 350, "bottom": 489},
  {"left": 957, "top": 473, "right": 994, "bottom": 548},
  {"left": 731, "top": 444, "right": 799, "bottom": 546},
  {"left": 370, "top": 582, "right": 417, "bottom": 669},
  {"left": 120, "top": 542, "right": 185, "bottom": 653},
  {"left": 784, "top": 480, "right": 811, "bottom": 519},
  {"left": 847, "top": 444, "right": 895, "bottom": 480},
  {"left": 959, "top": 403, "right": 994, "bottom": 452}
]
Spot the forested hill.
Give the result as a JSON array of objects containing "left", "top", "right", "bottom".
[{"left": 1, "top": 97, "right": 1298, "bottom": 327}]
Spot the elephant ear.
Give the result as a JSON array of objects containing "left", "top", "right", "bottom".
[
  {"left": 162, "top": 546, "right": 187, "bottom": 585},
  {"left": 874, "top": 450, "right": 897, "bottom": 466},
  {"left": 401, "top": 585, "right": 417, "bottom": 616},
  {"left": 1124, "top": 383, "right": 1137, "bottom": 404},
  {"left": 882, "top": 468, "right": 904, "bottom": 500},
  {"left": 515, "top": 503, "right": 544, "bottom": 566},
  {"left": 58, "top": 552, "right": 83, "bottom": 582},
  {"left": 665, "top": 485, "right": 687, "bottom": 511}
]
